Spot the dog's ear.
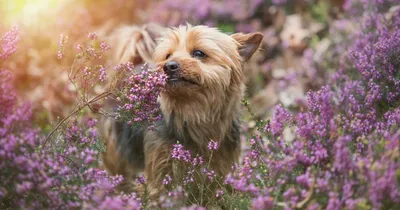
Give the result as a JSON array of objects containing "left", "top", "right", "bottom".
[
  {"left": 231, "top": 32, "right": 264, "bottom": 62},
  {"left": 111, "top": 23, "right": 164, "bottom": 65},
  {"left": 142, "top": 23, "right": 164, "bottom": 44},
  {"left": 135, "top": 23, "right": 165, "bottom": 63}
]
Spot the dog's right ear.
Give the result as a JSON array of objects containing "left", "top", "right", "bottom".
[{"left": 231, "top": 32, "right": 264, "bottom": 62}]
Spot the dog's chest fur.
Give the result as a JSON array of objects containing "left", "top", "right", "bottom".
[
  {"left": 157, "top": 112, "right": 241, "bottom": 154},
  {"left": 115, "top": 112, "right": 241, "bottom": 171}
]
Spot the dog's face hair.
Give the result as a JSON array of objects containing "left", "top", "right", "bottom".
[
  {"left": 154, "top": 25, "right": 263, "bottom": 93},
  {"left": 153, "top": 25, "right": 263, "bottom": 127},
  {"left": 154, "top": 25, "right": 242, "bottom": 94}
]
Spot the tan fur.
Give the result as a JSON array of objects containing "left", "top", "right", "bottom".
[
  {"left": 107, "top": 23, "right": 164, "bottom": 65},
  {"left": 99, "top": 117, "right": 139, "bottom": 185},
  {"left": 143, "top": 131, "right": 172, "bottom": 196},
  {"left": 154, "top": 25, "right": 259, "bottom": 148},
  {"left": 149, "top": 24, "right": 262, "bottom": 198},
  {"left": 101, "top": 24, "right": 263, "bottom": 205}
]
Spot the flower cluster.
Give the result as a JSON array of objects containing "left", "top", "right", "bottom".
[
  {"left": 226, "top": 1, "right": 400, "bottom": 209},
  {"left": 66, "top": 32, "right": 112, "bottom": 102},
  {"left": 0, "top": 70, "right": 16, "bottom": 119},
  {"left": 75, "top": 32, "right": 111, "bottom": 60},
  {"left": 171, "top": 143, "right": 193, "bottom": 163},
  {"left": 0, "top": 27, "right": 19, "bottom": 61},
  {"left": 0, "top": 28, "right": 141, "bottom": 209},
  {"left": 57, "top": 34, "right": 69, "bottom": 59},
  {"left": 2, "top": 0, "right": 400, "bottom": 209},
  {"left": 115, "top": 63, "right": 166, "bottom": 127},
  {"left": 207, "top": 140, "right": 219, "bottom": 150}
]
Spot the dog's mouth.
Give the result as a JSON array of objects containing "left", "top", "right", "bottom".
[{"left": 166, "top": 75, "right": 199, "bottom": 86}]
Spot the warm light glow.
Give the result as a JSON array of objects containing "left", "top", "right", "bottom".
[{"left": 2, "top": 0, "right": 60, "bottom": 25}]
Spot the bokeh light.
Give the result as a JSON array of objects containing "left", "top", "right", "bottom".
[{"left": 1, "top": 0, "right": 60, "bottom": 26}]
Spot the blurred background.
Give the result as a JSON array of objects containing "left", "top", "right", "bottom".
[{"left": 1, "top": 0, "right": 349, "bottom": 130}]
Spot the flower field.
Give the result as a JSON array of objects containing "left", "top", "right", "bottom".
[{"left": 1, "top": 0, "right": 399, "bottom": 209}]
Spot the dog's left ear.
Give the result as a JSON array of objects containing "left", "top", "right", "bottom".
[
  {"left": 142, "top": 23, "right": 164, "bottom": 44},
  {"left": 231, "top": 32, "right": 264, "bottom": 62}
]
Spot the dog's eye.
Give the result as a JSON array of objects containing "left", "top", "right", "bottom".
[
  {"left": 166, "top": 54, "right": 171, "bottom": 59},
  {"left": 192, "top": 50, "right": 206, "bottom": 58}
]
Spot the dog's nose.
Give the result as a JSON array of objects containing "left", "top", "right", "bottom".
[{"left": 163, "top": 61, "right": 180, "bottom": 75}]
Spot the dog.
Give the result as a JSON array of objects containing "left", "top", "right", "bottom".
[{"left": 100, "top": 24, "right": 263, "bottom": 204}]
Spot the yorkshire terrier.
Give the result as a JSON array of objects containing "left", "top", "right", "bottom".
[{"left": 101, "top": 24, "right": 263, "bottom": 204}]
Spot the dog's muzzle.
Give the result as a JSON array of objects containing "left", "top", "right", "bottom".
[
  {"left": 163, "top": 61, "right": 179, "bottom": 75},
  {"left": 163, "top": 61, "right": 181, "bottom": 83}
]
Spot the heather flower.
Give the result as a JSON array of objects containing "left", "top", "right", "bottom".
[
  {"left": 265, "top": 104, "right": 293, "bottom": 136},
  {"left": 171, "top": 143, "right": 192, "bottom": 163},
  {"left": 136, "top": 175, "right": 146, "bottom": 185},
  {"left": 2, "top": 1, "right": 400, "bottom": 209},
  {"left": 76, "top": 44, "right": 83, "bottom": 51},
  {"left": 191, "top": 156, "right": 204, "bottom": 166},
  {"left": 162, "top": 174, "right": 173, "bottom": 185},
  {"left": 295, "top": 169, "right": 312, "bottom": 188},
  {"left": 74, "top": 34, "right": 110, "bottom": 61},
  {"left": 251, "top": 194, "right": 273, "bottom": 210},
  {"left": 87, "top": 118, "right": 98, "bottom": 128},
  {"left": 181, "top": 205, "right": 206, "bottom": 210},
  {"left": 115, "top": 64, "right": 166, "bottom": 127},
  {"left": 207, "top": 140, "right": 219, "bottom": 150},
  {"left": 87, "top": 32, "right": 98, "bottom": 40},
  {"left": 333, "top": 136, "right": 354, "bottom": 173},
  {"left": 202, "top": 168, "right": 216, "bottom": 180},
  {"left": 215, "top": 189, "right": 224, "bottom": 199},
  {"left": 249, "top": 138, "right": 256, "bottom": 145},
  {"left": 223, "top": 3, "right": 400, "bottom": 209},
  {"left": 98, "top": 66, "right": 106, "bottom": 82},
  {"left": 167, "top": 186, "right": 187, "bottom": 200},
  {"left": 0, "top": 27, "right": 19, "bottom": 61},
  {"left": 100, "top": 41, "right": 110, "bottom": 51},
  {"left": 326, "top": 192, "right": 341, "bottom": 210},
  {"left": 0, "top": 70, "right": 125, "bottom": 208},
  {"left": 272, "top": 0, "right": 287, "bottom": 4},
  {"left": 183, "top": 169, "right": 196, "bottom": 185},
  {"left": 0, "top": 70, "right": 16, "bottom": 117},
  {"left": 57, "top": 34, "right": 68, "bottom": 59},
  {"left": 114, "top": 62, "right": 135, "bottom": 72}
]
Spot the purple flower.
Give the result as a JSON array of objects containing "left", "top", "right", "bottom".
[
  {"left": 0, "top": 27, "right": 19, "bottom": 60},
  {"left": 87, "top": 32, "right": 97, "bottom": 40},
  {"left": 162, "top": 174, "right": 172, "bottom": 185},
  {"left": 57, "top": 34, "right": 68, "bottom": 59},
  {"left": 216, "top": 189, "right": 224, "bottom": 199},
  {"left": 136, "top": 175, "right": 146, "bottom": 185},
  {"left": 116, "top": 64, "right": 166, "bottom": 126},
  {"left": 265, "top": 104, "right": 293, "bottom": 136},
  {"left": 207, "top": 140, "right": 219, "bottom": 150},
  {"left": 171, "top": 143, "right": 192, "bottom": 163},
  {"left": 251, "top": 194, "right": 273, "bottom": 210}
]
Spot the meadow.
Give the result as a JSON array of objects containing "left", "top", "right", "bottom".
[{"left": 1, "top": 0, "right": 399, "bottom": 209}]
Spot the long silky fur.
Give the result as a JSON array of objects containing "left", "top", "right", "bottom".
[{"left": 100, "top": 24, "right": 263, "bottom": 204}]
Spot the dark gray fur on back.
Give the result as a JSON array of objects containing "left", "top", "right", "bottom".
[{"left": 113, "top": 121, "right": 145, "bottom": 169}]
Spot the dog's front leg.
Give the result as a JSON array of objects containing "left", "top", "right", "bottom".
[{"left": 143, "top": 130, "right": 173, "bottom": 198}]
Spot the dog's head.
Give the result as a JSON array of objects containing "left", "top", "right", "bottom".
[{"left": 153, "top": 24, "right": 263, "bottom": 98}]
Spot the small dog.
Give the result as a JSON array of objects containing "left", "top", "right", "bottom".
[{"left": 101, "top": 24, "right": 263, "bottom": 202}]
